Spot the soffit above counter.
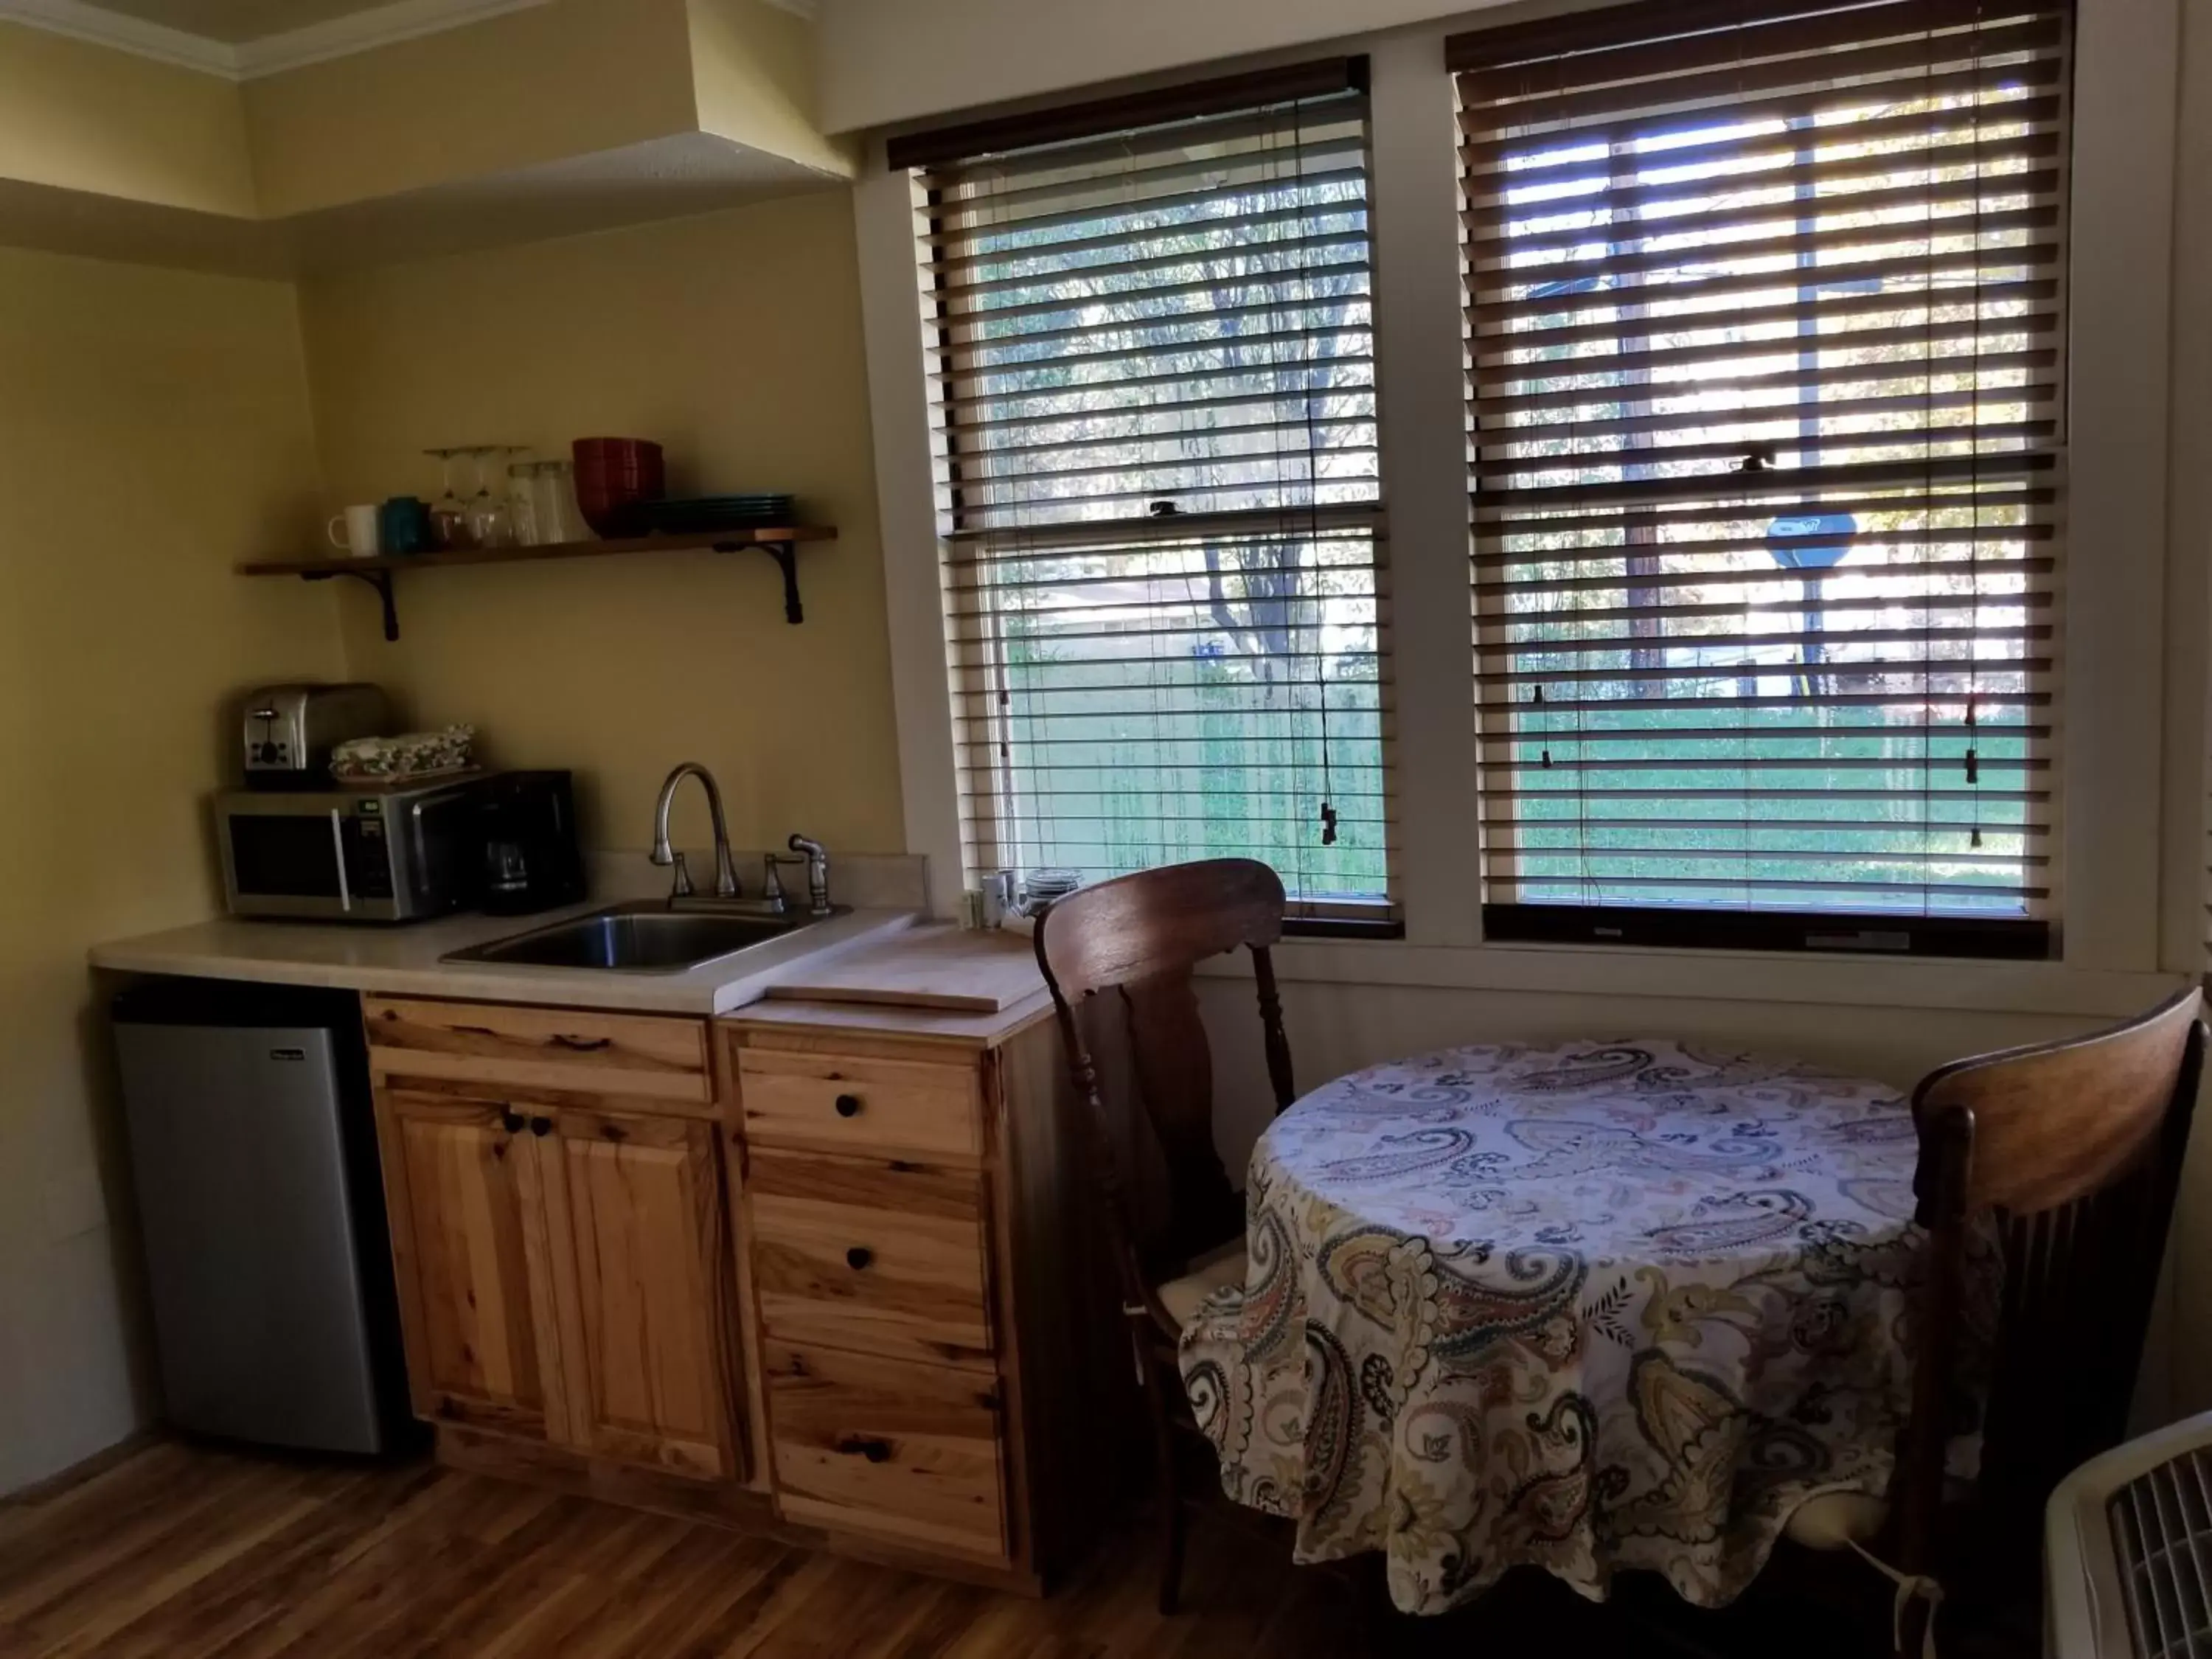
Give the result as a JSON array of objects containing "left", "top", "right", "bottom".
[
  {"left": 0, "top": 0, "right": 852, "bottom": 276},
  {"left": 1, "top": 0, "right": 813, "bottom": 77}
]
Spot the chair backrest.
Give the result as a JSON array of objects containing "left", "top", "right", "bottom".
[
  {"left": 1033, "top": 859, "right": 1295, "bottom": 1311},
  {"left": 1895, "top": 987, "right": 2205, "bottom": 1572}
]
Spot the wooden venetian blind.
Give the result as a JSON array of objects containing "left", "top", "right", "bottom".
[
  {"left": 1455, "top": 0, "right": 2068, "bottom": 958},
  {"left": 899, "top": 61, "right": 1394, "bottom": 922}
]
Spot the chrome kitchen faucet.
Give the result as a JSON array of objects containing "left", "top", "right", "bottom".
[{"left": 649, "top": 762, "right": 741, "bottom": 902}]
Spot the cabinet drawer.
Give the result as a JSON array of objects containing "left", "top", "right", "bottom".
[
  {"left": 366, "top": 996, "right": 710, "bottom": 1109},
  {"left": 763, "top": 1340, "right": 1006, "bottom": 1562},
  {"left": 736, "top": 1047, "right": 982, "bottom": 1161},
  {"left": 748, "top": 1150, "right": 994, "bottom": 1369}
]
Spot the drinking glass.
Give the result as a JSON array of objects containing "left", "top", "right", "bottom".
[
  {"left": 503, "top": 451, "right": 540, "bottom": 546},
  {"left": 530, "top": 460, "right": 588, "bottom": 546},
  {"left": 464, "top": 447, "right": 511, "bottom": 549},
  {"left": 425, "top": 448, "right": 470, "bottom": 549}
]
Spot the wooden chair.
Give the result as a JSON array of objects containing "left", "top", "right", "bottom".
[
  {"left": 1032, "top": 858, "right": 1296, "bottom": 1615},
  {"left": 1785, "top": 986, "right": 2205, "bottom": 1650}
]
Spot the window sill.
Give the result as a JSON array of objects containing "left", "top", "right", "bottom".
[
  {"left": 1282, "top": 915, "right": 1405, "bottom": 942},
  {"left": 1481, "top": 904, "right": 2048, "bottom": 961},
  {"left": 1201, "top": 931, "right": 2181, "bottom": 1020}
]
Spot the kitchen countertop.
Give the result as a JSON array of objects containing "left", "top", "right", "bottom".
[{"left": 87, "top": 900, "right": 923, "bottom": 1016}]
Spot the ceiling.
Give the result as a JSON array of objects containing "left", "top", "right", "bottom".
[{"left": 82, "top": 0, "right": 393, "bottom": 41}]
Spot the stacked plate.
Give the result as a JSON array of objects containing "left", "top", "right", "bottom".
[{"left": 636, "top": 494, "right": 796, "bottom": 535}]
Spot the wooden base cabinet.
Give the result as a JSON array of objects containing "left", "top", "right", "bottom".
[
  {"left": 725, "top": 1001, "right": 1127, "bottom": 1592},
  {"left": 363, "top": 990, "right": 1122, "bottom": 1594},
  {"left": 366, "top": 998, "right": 742, "bottom": 1486}
]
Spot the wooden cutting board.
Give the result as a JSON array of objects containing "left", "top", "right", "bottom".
[{"left": 763, "top": 925, "right": 1045, "bottom": 1012}]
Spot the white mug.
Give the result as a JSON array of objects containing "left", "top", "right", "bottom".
[{"left": 327, "top": 504, "right": 380, "bottom": 557}]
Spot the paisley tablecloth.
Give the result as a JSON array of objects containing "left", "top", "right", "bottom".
[{"left": 1178, "top": 1037, "right": 1936, "bottom": 1615}]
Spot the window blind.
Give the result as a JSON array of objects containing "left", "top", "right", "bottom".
[
  {"left": 903, "top": 60, "right": 1394, "bottom": 924},
  {"left": 1454, "top": 0, "right": 2067, "bottom": 958}
]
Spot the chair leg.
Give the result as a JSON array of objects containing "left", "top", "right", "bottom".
[{"left": 1147, "top": 1361, "right": 1186, "bottom": 1616}]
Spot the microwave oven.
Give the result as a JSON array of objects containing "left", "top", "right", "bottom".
[{"left": 215, "top": 776, "right": 488, "bottom": 922}]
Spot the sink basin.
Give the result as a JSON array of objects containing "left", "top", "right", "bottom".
[{"left": 445, "top": 901, "right": 831, "bottom": 974}]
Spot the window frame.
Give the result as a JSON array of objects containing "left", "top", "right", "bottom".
[
  {"left": 853, "top": 0, "right": 2189, "bottom": 1009},
  {"left": 894, "top": 58, "right": 1403, "bottom": 929},
  {"left": 1451, "top": 0, "right": 2071, "bottom": 961}
]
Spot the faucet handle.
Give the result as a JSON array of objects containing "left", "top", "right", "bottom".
[
  {"left": 761, "top": 855, "right": 789, "bottom": 914},
  {"left": 668, "top": 849, "right": 695, "bottom": 899},
  {"left": 787, "top": 834, "right": 830, "bottom": 916}
]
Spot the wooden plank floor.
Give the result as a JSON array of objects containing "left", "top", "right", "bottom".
[
  {"left": 0, "top": 1439, "right": 2031, "bottom": 1658},
  {"left": 0, "top": 1440, "right": 1373, "bottom": 1659}
]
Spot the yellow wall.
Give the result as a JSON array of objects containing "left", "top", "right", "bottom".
[
  {"left": 0, "top": 246, "right": 339, "bottom": 1492},
  {"left": 0, "top": 21, "right": 257, "bottom": 218},
  {"left": 297, "top": 190, "right": 903, "bottom": 859}
]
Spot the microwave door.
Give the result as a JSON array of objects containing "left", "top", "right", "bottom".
[{"left": 223, "top": 810, "right": 350, "bottom": 912}]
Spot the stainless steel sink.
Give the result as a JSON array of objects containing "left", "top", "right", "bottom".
[{"left": 444, "top": 900, "right": 835, "bottom": 974}]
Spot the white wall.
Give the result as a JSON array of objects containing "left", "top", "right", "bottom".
[{"left": 816, "top": 0, "right": 1513, "bottom": 133}]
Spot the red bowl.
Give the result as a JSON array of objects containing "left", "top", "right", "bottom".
[
  {"left": 571, "top": 437, "right": 664, "bottom": 536},
  {"left": 574, "top": 437, "right": 663, "bottom": 472},
  {"left": 576, "top": 485, "right": 652, "bottom": 536}
]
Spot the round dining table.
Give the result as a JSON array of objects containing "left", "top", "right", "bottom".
[{"left": 1177, "top": 1036, "right": 1933, "bottom": 1615}]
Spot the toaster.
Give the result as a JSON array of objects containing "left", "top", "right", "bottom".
[{"left": 240, "top": 684, "right": 391, "bottom": 790}]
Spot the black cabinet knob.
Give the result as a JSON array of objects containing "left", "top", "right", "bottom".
[
  {"left": 833, "top": 1093, "right": 862, "bottom": 1118},
  {"left": 838, "top": 1436, "right": 893, "bottom": 1464},
  {"left": 500, "top": 1111, "right": 526, "bottom": 1135},
  {"left": 529, "top": 1116, "right": 552, "bottom": 1137},
  {"left": 846, "top": 1246, "right": 873, "bottom": 1271}
]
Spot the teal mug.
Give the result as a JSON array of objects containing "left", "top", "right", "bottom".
[{"left": 379, "top": 495, "right": 431, "bottom": 554}]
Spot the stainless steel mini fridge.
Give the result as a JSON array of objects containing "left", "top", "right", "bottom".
[{"left": 113, "top": 979, "right": 415, "bottom": 1455}]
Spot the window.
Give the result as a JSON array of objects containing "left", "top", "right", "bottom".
[
  {"left": 1455, "top": 0, "right": 2068, "bottom": 957},
  {"left": 894, "top": 61, "right": 1394, "bottom": 927}
]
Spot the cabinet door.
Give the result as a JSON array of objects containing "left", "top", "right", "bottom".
[
  {"left": 545, "top": 1108, "right": 739, "bottom": 1480},
  {"left": 378, "top": 1093, "right": 563, "bottom": 1440}
]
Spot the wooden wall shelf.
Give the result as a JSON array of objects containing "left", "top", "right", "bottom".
[{"left": 237, "top": 526, "right": 836, "bottom": 641}]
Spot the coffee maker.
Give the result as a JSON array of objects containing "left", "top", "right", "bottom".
[{"left": 476, "top": 771, "right": 585, "bottom": 915}]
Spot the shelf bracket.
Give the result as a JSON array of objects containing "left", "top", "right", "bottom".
[
  {"left": 714, "top": 538, "right": 804, "bottom": 624},
  {"left": 302, "top": 567, "right": 400, "bottom": 641}
]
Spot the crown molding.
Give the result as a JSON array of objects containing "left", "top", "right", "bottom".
[
  {"left": 0, "top": 0, "right": 235, "bottom": 73},
  {"left": 232, "top": 0, "right": 552, "bottom": 77},
  {"left": 0, "top": 0, "right": 557, "bottom": 80}
]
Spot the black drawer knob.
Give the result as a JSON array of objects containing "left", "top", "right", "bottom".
[
  {"left": 551, "top": 1034, "right": 611, "bottom": 1052},
  {"left": 833, "top": 1093, "right": 862, "bottom": 1118},
  {"left": 838, "top": 1436, "right": 893, "bottom": 1464},
  {"left": 501, "top": 1111, "right": 526, "bottom": 1135},
  {"left": 845, "top": 1246, "right": 873, "bottom": 1271},
  {"left": 529, "top": 1116, "right": 553, "bottom": 1137}
]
